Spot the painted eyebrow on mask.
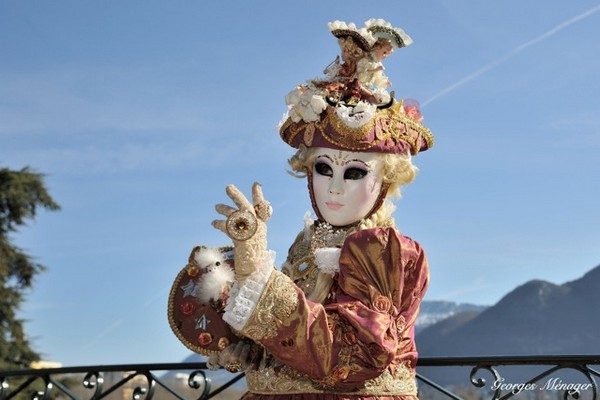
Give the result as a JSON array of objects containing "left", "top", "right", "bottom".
[
  {"left": 347, "top": 159, "right": 371, "bottom": 167},
  {"left": 315, "top": 154, "right": 371, "bottom": 168},
  {"left": 315, "top": 155, "right": 334, "bottom": 163}
]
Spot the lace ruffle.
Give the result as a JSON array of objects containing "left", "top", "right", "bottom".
[
  {"left": 314, "top": 247, "right": 341, "bottom": 275},
  {"left": 223, "top": 250, "right": 276, "bottom": 331}
]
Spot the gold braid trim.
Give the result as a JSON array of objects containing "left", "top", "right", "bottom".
[
  {"left": 246, "top": 363, "right": 417, "bottom": 396},
  {"left": 280, "top": 104, "right": 434, "bottom": 154},
  {"left": 242, "top": 271, "right": 299, "bottom": 341},
  {"left": 368, "top": 26, "right": 409, "bottom": 48}
]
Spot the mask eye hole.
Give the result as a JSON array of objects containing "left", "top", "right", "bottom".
[
  {"left": 314, "top": 162, "right": 333, "bottom": 177},
  {"left": 344, "top": 167, "right": 368, "bottom": 180}
]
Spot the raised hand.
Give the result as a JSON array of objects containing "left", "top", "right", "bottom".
[{"left": 212, "top": 183, "right": 271, "bottom": 283}]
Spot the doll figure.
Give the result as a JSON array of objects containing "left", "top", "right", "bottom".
[
  {"left": 318, "top": 35, "right": 370, "bottom": 104},
  {"left": 315, "top": 21, "right": 381, "bottom": 104},
  {"left": 357, "top": 38, "right": 394, "bottom": 90},
  {"left": 324, "top": 20, "right": 373, "bottom": 81},
  {"left": 355, "top": 38, "right": 395, "bottom": 104},
  {"left": 286, "top": 30, "right": 371, "bottom": 123},
  {"left": 360, "top": 18, "right": 414, "bottom": 103}
]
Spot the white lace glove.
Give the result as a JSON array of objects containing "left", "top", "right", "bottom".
[{"left": 212, "top": 183, "right": 271, "bottom": 284}]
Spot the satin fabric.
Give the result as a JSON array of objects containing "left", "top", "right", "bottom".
[{"left": 240, "top": 227, "right": 429, "bottom": 399}]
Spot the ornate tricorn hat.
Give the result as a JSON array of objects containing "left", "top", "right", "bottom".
[
  {"left": 365, "top": 18, "right": 413, "bottom": 49},
  {"left": 279, "top": 19, "right": 433, "bottom": 156},
  {"left": 328, "top": 20, "right": 375, "bottom": 52}
]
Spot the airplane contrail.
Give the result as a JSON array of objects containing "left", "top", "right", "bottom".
[
  {"left": 87, "top": 286, "right": 169, "bottom": 345},
  {"left": 422, "top": 4, "right": 600, "bottom": 107}
]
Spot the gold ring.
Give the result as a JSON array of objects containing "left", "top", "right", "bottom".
[
  {"left": 254, "top": 201, "right": 273, "bottom": 221},
  {"left": 224, "top": 361, "right": 242, "bottom": 373},
  {"left": 225, "top": 210, "right": 258, "bottom": 241}
]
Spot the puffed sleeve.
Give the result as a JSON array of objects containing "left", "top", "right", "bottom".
[
  {"left": 229, "top": 227, "right": 429, "bottom": 390},
  {"left": 338, "top": 228, "right": 429, "bottom": 368},
  {"left": 338, "top": 227, "right": 429, "bottom": 327}
]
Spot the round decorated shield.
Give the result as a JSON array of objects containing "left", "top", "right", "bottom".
[{"left": 168, "top": 245, "right": 241, "bottom": 356}]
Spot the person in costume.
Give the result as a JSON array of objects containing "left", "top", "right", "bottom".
[{"left": 169, "top": 18, "right": 434, "bottom": 399}]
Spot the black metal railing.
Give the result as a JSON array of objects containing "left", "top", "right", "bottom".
[
  {"left": 0, "top": 356, "right": 599, "bottom": 400},
  {"left": 417, "top": 355, "right": 600, "bottom": 400}
]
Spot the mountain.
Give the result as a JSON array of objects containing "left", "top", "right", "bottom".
[
  {"left": 417, "top": 264, "right": 600, "bottom": 357},
  {"left": 415, "top": 300, "right": 487, "bottom": 332}
]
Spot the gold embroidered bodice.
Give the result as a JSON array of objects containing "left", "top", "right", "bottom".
[{"left": 245, "top": 225, "right": 421, "bottom": 397}]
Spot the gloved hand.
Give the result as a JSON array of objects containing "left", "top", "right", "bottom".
[
  {"left": 207, "top": 340, "right": 255, "bottom": 373},
  {"left": 212, "top": 183, "right": 271, "bottom": 284}
]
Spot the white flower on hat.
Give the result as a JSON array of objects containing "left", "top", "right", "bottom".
[
  {"left": 285, "top": 85, "right": 328, "bottom": 123},
  {"left": 335, "top": 101, "right": 377, "bottom": 128}
]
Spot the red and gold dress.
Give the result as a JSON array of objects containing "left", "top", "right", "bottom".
[{"left": 223, "top": 225, "right": 429, "bottom": 399}]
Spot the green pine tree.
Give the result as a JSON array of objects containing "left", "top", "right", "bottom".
[{"left": 0, "top": 167, "right": 60, "bottom": 369}]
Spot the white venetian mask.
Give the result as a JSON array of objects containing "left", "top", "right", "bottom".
[{"left": 311, "top": 147, "right": 384, "bottom": 227}]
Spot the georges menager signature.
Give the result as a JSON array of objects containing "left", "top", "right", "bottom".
[{"left": 491, "top": 377, "right": 593, "bottom": 393}]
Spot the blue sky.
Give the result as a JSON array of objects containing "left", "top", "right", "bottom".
[{"left": 1, "top": 1, "right": 599, "bottom": 366}]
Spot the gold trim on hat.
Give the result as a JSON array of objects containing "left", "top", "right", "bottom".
[
  {"left": 280, "top": 102, "right": 434, "bottom": 155},
  {"left": 330, "top": 29, "right": 372, "bottom": 52}
]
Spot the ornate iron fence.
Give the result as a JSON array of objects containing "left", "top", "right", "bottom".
[
  {"left": 417, "top": 355, "right": 600, "bottom": 400},
  {"left": 0, "top": 356, "right": 599, "bottom": 400}
]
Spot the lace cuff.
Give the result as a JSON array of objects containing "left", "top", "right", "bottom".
[
  {"left": 314, "top": 247, "right": 341, "bottom": 275},
  {"left": 223, "top": 250, "right": 275, "bottom": 331}
]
